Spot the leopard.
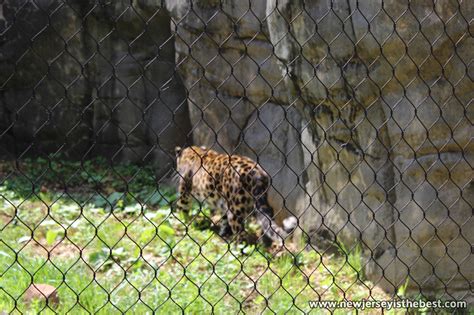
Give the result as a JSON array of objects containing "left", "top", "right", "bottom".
[{"left": 174, "top": 145, "right": 297, "bottom": 250}]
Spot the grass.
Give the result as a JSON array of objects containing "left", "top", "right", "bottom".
[{"left": 0, "top": 157, "right": 410, "bottom": 314}]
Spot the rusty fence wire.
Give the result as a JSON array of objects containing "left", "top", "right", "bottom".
[{"left": 0, "top": 0, "right": 472, "bottom": 313}]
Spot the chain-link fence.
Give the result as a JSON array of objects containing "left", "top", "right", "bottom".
[{"left": 0, "top": 0, "right": 472, "bottom": 313}]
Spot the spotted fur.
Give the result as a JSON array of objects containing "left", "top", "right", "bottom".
[{"left": 174, "top": 146, "right": 295, "bottom": 249}]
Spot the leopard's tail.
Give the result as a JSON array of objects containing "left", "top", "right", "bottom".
[{"left": 253, "top": 185, "right": 297, "bottom": 247}]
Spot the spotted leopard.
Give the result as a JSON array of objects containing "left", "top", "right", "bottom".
[{"left": 174, "top": 145, "right": 296, "bottom": 249}]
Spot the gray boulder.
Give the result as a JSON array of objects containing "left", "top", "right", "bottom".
[
  {"left": 165, "top": 0, "right": 308, "bottom": 222},
  {"left": 167, "top": 0, "right": 473, "bottom": 302},
  {"left": 266, "top": 0, "right": 473, "bottom": 300}
]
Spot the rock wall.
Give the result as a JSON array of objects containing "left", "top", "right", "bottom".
[
  {"left": 165, "top": 0, "right": 307, "bottom": 221},
  {"left": 166, "top": 0, "right": 473, "bottom": 301},
  {"left": 0, "top": 0, "right": 191, "bottom": 176}
]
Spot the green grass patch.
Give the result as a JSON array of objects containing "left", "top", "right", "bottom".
[{"left": 0, "top": 158, "right": 397, "bottom": 314}]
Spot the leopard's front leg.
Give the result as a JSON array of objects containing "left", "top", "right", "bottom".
[{"left": 227, "top": 201, "right": 251, "bottom": 244}]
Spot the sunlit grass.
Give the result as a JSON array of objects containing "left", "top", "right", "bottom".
[{"left": 0, "top": 158, "right": 397, "bottom": 314}]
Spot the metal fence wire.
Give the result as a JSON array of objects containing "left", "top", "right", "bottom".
[{"left": 0, "top": 0, "right": 472, "bottom": 313}]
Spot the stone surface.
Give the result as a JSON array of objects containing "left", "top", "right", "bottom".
[
  {"left": 266, "top": 0, "right": 473, "bottom": 301},
  {"left": 165, "top": 0, "right": 307, "bottom": 224},
  {"left": 166, "top": 0, "right": 473, "bottom": 302},
  {"left": 0, "top": 0, "right": 191, "bottom": 177},
  {"left": 24, "top": 283, "right": 59, "bottom": 305}
]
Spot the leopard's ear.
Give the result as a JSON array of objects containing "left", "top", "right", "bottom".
[{"left": 175, "top": 146, "right": 182, "bottom": 157}]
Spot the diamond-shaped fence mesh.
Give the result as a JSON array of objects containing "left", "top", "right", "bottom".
[{"left": 0, "top": 0, "right": 472, "bottom": 313}]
